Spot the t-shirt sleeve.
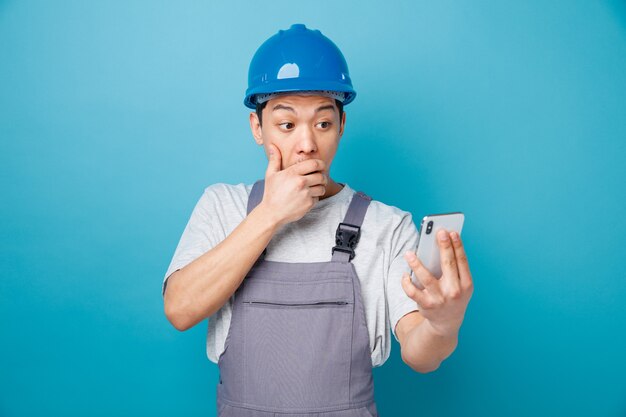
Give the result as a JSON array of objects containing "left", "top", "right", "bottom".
[
  {"left": 386, "top": 211, "right": 421, "bottom": 343},
  {"left": 162, "top": 187, "right": 222, "bottom": 298}
]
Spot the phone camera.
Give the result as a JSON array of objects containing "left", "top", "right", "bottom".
[{"left": 426, "top": 221, "right": 433, "bottom": 234}]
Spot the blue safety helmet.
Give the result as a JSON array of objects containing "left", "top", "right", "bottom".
[{"left": 244, "top": 23, "right": 356, "bottom": 109}]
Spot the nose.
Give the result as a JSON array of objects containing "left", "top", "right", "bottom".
[{"left": 295, "top": 124, "right": 317, "bottom": 155}]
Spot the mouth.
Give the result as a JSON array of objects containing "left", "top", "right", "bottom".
[
  {"left": 291, "top": 158, "right": 310, "bottom": 167},
  {"left": 290, "top": 158, "right": 325, "bottom": 174}
]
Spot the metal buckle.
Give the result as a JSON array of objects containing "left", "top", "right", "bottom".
[{"left": 332, "top": 222, "right": 361, "bottom": 261}]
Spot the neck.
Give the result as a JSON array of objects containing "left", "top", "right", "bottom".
[{"left": 319, "top": 178, "right": 344, "bottom": 200}]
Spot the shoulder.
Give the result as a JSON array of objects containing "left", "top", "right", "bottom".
[
  {"left": 365, "top": 196, "right": 416, "bottom": 230},
  {"left": 189, "top": 182, "right": 254, "bottom": 218},
  {"left": 357, "top": 192, "right": 419, "bottom": 248},
  {"left": 202, "top": 182, "right": 253, "bottom": 197},
  {"left": 200, "top": 182, "right": 254, "bottom": 203}
]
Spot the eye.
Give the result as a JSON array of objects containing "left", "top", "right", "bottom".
[
  {"left": 279, "top": 122, "right": 294, "bottom": 130},
  {"left": 317, "top": 121, "right": 332, "bottom": 129}
]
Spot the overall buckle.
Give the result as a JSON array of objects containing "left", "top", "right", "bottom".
[{"left": 332, "top": 222, "right": 361, "bottom": 261}]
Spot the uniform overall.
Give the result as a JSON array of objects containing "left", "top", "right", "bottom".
[{"left": 216, "top": 179, "right": 380, "bottom": 417}]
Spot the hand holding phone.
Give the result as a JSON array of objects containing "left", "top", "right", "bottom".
[{"left": 411, "top": 212, "right": 465, "bottom": 290}]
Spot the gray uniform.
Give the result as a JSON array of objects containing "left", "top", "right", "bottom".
[
  {"left": 216, "top": 179, "right": 379, "bottom": 416},
  {"left": 162, "top": 181, "right": 421, "bottom": 368}
]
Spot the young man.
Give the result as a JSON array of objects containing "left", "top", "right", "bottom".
[{"left": 162, "top": 23, "right": 473, "bottom": 417}]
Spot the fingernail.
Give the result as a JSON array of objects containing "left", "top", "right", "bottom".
[
  {"left": 451, "top": 232, "right": 459, "bottom": 241},
  {"left": 438, "top": 230, "right": 449, "bottom": 241},
  {"left": 404, "top": 251, "right": 415, "bottom": 260}
]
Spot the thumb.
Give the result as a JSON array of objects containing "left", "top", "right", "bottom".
[{"left": 265, "top": 144, "right": 282, "bottom": 176}]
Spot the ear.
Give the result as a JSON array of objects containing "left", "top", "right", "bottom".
[
  {"left": 338, "top": 111, "right": 346, "bottom": 137},
  {"left": 249, "top": 111, "right": 263, "bottom": 145}
]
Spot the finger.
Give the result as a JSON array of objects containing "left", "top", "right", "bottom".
[
  {"left": 290, "top": 158, "right": 326, "bottom": 176},
  {"left": 409, "top": 269, "right": 425, "bottom": 291},
  {"left": 450, "top": 231, "right": 474, "bottom": 290},
  {"left": 436, "top": 229, "right": 461, "bottom": 291},
  {"left": 401, "top": 271, "right": 427, "bottom": 307},
  {"left": 265, "top": 144, "right": 282, "bottom": 176},
  {"left": 303, "top": 171, "right": 327, "bottom": 188},
  {"left": 404, "top": 251, "right": 443, "bottom": 299},
  {"left": 308, "top": 184, "right": 327, "bottom": 198}
]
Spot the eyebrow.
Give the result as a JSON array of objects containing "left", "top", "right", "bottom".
[{"left": 272, "top": 104, "right": 336, "bottom": 114}]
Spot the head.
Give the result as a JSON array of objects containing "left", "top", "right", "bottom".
[{"left": 249, "top": 93, "right": 346, "bottom": 176}]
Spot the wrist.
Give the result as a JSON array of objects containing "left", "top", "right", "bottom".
[
  {"left": 254, "top": 201, "right": 283, "bottom": 231},
  {"left": 423, "top": 319, "right": 460, "bottom": 340}
]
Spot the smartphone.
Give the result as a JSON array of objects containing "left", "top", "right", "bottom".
[{"left": 410, "top": 212, "right": 465, "bottom": 290}]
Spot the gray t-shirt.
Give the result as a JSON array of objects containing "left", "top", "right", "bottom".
[{"left": 162, "top": 181, "right": 420, "bottom": 367}]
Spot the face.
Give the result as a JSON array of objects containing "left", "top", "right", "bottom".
[{"left": 249, "top": 94, "right": 346, "bottom": 176}]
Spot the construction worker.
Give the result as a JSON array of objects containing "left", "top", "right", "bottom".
[{"left": 162, "top": 23, "right": 474, "bottom": 417}]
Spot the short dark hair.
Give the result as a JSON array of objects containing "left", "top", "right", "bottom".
[{"left": 255, "top": 98, "right": 344, "bottom": 128}]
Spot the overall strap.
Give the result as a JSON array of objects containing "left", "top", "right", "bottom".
[
  {"left": 331, "top": 190, "right": 372, "bottom": 263},
  {"left": 246, "top": 179, "right": 265, "bottom": 215},
  {"left": 247, "top": 179, "right": 268, "bottom": 258}
]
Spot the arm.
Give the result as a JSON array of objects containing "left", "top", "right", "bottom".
[
  {"left": 163, "top": 202, "right": 280, "bottom": 331},
  {"left": 395, "top": 310, "right": 458, "bottom": 373},
  {"left": 164, "top": 147, "right": 329, "bottom": 332}
]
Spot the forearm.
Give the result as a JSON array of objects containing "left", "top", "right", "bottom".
[
  {"left": 164, "top": 203, "right": 281, "bottom": 331},
  {"left": 401, "top": 319, "right": 459, "bottom": 373}
]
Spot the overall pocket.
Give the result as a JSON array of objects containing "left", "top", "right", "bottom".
[
  {"left": 242, "top": 297, "right": 354, "bottom": 410},
  {"left": 245, "top": 299, "right": 349, "bottom": 308}
]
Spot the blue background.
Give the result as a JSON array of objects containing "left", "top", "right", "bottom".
[{"left": 1, "top": 1, "right": 625, "bottom": 416}]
